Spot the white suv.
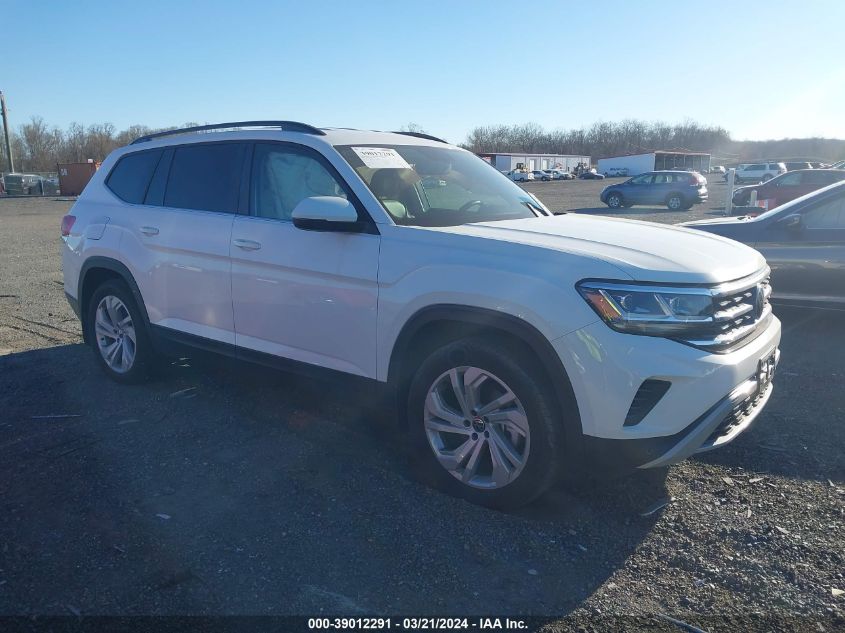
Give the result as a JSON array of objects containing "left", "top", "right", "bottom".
[
  {"left": 61, "top": 121, "right": 781, "bottom": 508},
  {"left": 734, "top": 162, "right": 787, "bottom": 183}
]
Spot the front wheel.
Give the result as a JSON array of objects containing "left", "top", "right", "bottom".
[
  {"left": 606, "top": 192, "right": 623, "bottom": 209},
  {"left": 406, "top": 338, "right": 563, "bottom": 509}
]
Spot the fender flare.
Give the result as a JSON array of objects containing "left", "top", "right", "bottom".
[
  {"left": 78, "top": 257, "right": 152, "bottom": 343},
  {"left": 387, "top": 304, "right": 582, "bottom": 436}
]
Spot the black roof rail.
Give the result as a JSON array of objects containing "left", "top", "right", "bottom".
[
  {"left": 131, "top": 120, "right": 326, "bottom": 144},
  {"left": 392, "top": 131, "right": 448, "bottom": 144}
]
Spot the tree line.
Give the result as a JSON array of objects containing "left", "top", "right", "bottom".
[
  {"left": 0, "top": 117, "right": 180, "bottom": 173},
  {"left": 461, "top": 120, "right": 845, "bottom": 163},
  {"left": 2, "top": 116, "right": 844, "bottom": 173}
]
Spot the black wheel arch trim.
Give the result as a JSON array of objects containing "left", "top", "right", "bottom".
[
  {"left": 387, "top": 304, "right": 583, "bottom": 443},
  {"left": 78, "top": 257, "right": 152, "bottom": 344}
]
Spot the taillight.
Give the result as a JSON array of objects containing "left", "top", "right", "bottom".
[{"left": 61, "top": 215, "right": 76, "bottom": 237}]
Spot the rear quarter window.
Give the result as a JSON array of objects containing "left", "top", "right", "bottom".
[{"left": 106, "top": 150, "right": 163, "bottom": 203}]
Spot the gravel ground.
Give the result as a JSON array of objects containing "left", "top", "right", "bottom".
[{"left": 0, "top": 195, "right": 843, "bottom": 632}]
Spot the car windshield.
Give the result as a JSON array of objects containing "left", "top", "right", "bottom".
[{"left": 335, "top": 144, "right": 548, "bottom": 227}]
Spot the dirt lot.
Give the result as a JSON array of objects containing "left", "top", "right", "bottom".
[{"left": 1, "top": 194, "right": 843, "bottom": 631}]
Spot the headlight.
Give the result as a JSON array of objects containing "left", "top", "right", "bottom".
[{"left": 577, "top": 281, "right": 714, "bottom": 336}]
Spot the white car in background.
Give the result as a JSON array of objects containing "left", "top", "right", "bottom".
[
  {"left": 733, "top": 162, "right": 787, "bottom": 183},
  {"left": 545, "top": 169, "right": 573, "bottom": 180},
  {"left": 61, "top": 121, "right": 781, "bottom": 509},
  {"left": 507, "top": 169, "right": 534, "bottom": 182}
]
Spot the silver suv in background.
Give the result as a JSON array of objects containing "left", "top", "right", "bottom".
[{"left": 733, "top": 162, "right": 787, "bottom": 183}]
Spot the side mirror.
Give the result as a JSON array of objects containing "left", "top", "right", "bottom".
[{"left": 291, "top": 196, "right": 361, "bottom": 232}]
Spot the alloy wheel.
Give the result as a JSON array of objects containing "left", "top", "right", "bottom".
[
  {"left": 423, "top": 366, "right": 530, "bottom": 489},
  {"left": 94, "top": 295, "right": 136, "bottom": 373}
]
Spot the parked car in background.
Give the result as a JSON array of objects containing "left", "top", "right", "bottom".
[
  {"left": 544, "top": 169, "right": 572, "bottom": 180},
  {"left": 601, "top": 170, "right": 708, "bottom": 210},
  {"left": 682, "top": 181, "right": 845, "bottom": 308},
  {"left": 60, "top": 121, "right": 781, "bottom": 509},
  {"left": 810, "top": 162, "right": 827, "bottom": 169},
  {"left": 578, "top": 170, "right": 605, "bottom": 180},
  {"left": 3, "top": 173, "right": 43, "bottom": 195},
  {"left": 731, "top": 162, "right": 787, "bottom": 184},
  {"left": 710, "top": 165, "right": 726, "bottom": 174},
  {"left": 784, "top": 161, "right": 814, "bottom": 172},
  {"left": 531, "top": 170, "right": 551, "bottom": 181},
  {"left": 731, "top": 169, "right": 845, "bottom": 211},
  {"left": 603, "top": 167, "right": 629, "bottom": 177},
  {"left": 507, "top": 169, "right": 534, "bottom": 182}
]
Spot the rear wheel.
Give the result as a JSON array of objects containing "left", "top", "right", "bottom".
[
  {"left": 666, "top": 194, "right": 684, "bottom": 210},
  {"left": 406, "top": 338, "right": 563, "bottom": 509},
  {"left": 86, "top": 280, "right": 155, "bottom": 383}
]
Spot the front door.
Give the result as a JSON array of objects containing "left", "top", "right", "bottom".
[
  {"left": 230, "top": 142, "right": 380, "bottom": 378},
  {"left": 756, "top": 189, "right": 845, "bottom": 303}
]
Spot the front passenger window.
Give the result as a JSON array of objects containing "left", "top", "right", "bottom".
[
  {"left": 252, "top": 144, "right": 348, "bottom": 221},
  {"left": 802, "top": 196, "right": 845, "bottom": 229}
]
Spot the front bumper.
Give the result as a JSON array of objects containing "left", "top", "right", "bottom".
[{"left": 553, "top": 314, "right": 781, "bottom": 470}]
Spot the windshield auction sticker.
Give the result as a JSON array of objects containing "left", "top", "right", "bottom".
[{"left": 352, "top": 147, "right": 412, "bottom": 169}]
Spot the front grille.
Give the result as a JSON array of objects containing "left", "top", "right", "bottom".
[{"left": 680, "top": 270, "right": 772, "bottom": 353}]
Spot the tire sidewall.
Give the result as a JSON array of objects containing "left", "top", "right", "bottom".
[
  {"left": 406, "top": 338, "right": 561, "bottom": 509},
  {"left": 86, "top": 280, "right": 153, "bottom": 383},
  {"left": 607, "top": 193, "right": 622, "bottom": 208}
]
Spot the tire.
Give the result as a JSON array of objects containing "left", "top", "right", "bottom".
[
  {"left": 406, "top": 337, "right": 564, "bottom": 509},
  {"left": 86, "top": 279, "right": 156, "bottom": 383},
  {"left": 666, "top": 194, "right": 684, "bottom": 210},
  {"left": 606, "top": 192, "right": 623, "bottom": 209}
]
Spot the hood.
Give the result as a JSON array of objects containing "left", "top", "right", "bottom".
[
  {"left": 680, "top": 215, "right": 758, "bottom": 227},
  {"left": 437, "top": 214, "right": 766, "bottom": 284}
]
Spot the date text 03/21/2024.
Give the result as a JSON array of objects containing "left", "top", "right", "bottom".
[{"left": 307, "top": 617, "right": 529, "bottom": 630}]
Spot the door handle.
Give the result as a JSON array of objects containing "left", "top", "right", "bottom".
[
  {"left": 233, "top": 238, "right": 261, "bottom": 251},
  {"left": 140, "top": 226, "right": 159, "bottom": 236}
]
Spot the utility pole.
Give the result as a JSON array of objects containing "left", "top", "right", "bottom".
[{"left": 0, "top": 91, "right": 14, "bottom": 173}]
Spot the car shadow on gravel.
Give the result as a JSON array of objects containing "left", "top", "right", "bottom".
[{"left": 0, "top": 343, "right": 664, "bottom": 616}]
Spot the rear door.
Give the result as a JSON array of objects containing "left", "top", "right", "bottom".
[
  {"left": 118, "top": 142, "right": 245, "bottom": 344},
  {"left": 755, "top": 189, "right": 845, "bottom": 303},
  {"left": 230, "top": 142, "right": 380, "bottom": 378}
]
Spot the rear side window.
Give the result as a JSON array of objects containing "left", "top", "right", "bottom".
[
  {"left": 164, "top": 143, "right": 245, "bottom": 213},
  {"left": 106, "top": 150, "right": 163, "bottom": 203}
]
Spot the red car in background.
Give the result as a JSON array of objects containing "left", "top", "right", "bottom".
[{"left": 731, "top": 169, "right": 845, "bottom": 214}]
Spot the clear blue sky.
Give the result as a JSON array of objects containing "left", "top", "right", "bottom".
[{"left": 5, "top": 0, "right": 844, "bottom": 144}]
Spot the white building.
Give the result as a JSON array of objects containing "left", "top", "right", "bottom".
[
  {"left": 596, "top": 151, "right": 711, "bottom": 176},
  {"left": 478, "top": 152, "right": 591, "bottom": 173}
]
